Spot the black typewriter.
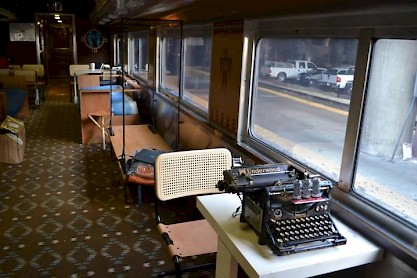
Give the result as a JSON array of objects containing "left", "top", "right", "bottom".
[{"left": 217, "top": 164, "right": 347, "bottom": 255}]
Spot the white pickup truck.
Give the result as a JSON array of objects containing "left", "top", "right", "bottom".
[
  {"left": 317, "top": 67, "right": 355, "bottom": 92},
  {"left": 266, "top": 60, "right": 324, "bottom": 82}
]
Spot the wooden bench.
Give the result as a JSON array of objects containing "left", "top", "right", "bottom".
[{"left": 110, "top": 124, "right": 171, "bottom": 205}]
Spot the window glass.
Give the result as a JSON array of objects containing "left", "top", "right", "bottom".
[
  {"left": 355, "top": 39, "right": 417, "bottom": 227},
  {"left": 252, "top": 38, "right": 358, "bottom": 181},
  {"left": 182, "top": 37, "right": 212, "bottom": 111},
  {"left": 131, "top": 36, "right": 149, "bottom": 80},
  {"left": 114, "top": 36, "right": 122, "bottom": 66},
  {"left": 161, "top": 37, "right": 181, "bottom": 95}
]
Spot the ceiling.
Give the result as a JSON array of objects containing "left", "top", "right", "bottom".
[
  {"left": 1, "top": 0, "right": 416, "bottom": 25},
  {"left": 0, "top": 0, "right": 96, "bottom": 22}
]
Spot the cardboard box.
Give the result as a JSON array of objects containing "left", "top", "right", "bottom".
[{"left": 0, "top": 116, "right": 25, "bottom": 164}]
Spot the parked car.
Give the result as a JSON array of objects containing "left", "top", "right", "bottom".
[
  {"left": 260, "top": 61, "right": 276, "bottom": 77},
  {"left": 298, "top": 68, "right": 327, "bottom": 86},
  {"left": 317, "top": 66, "right": 354, "bottom": 91},
  {"left": 266, "top": 60, "right": 325, "bottom": 82},
  {"left": 344, "top": 81, "right": 353, "bottom": 94}
]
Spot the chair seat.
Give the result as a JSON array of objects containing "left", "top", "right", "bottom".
[
  {"left": 157, "top": 219, "right": 218, "bottom": 258},
  {"left": 126, "top": 174, "right": 155, "bottom": 186},
  {"left": 125, "top": 164, "right": 155, "bottom": 205}
]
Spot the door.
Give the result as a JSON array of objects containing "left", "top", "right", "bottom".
[
  {"left": 48, "top": 23, "right": 73, "bottom": 78},
  {"left": 36, "top": 13, "right": 76, "bottom": 81}
]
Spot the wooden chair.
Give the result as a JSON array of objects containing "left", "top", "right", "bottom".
[
  {"left": 22, "top": 64, "right": 45, "bottom": 101},
  {"left": 87, "top": 108, "right": 113, "bottom": 150},
  {"left": 0, "top": 76, "right": 30, "bottom": 119},
  {"left": 0, "top": 75, "right": 28, "bottom": 90},
  {"left": 0, "top": 91, "right": 7, "bottom": 122},
  {"left": 154, "top": 148, "right": 232, "bottom": 277},
  {"left": 0, "top": 69, "right": 12, "bottom": 77},
  {"left": 9, "top": 65, "right": 21, "bottom": 70},
  {"left": 13, "top": 69, "right": 40, "bottom": 106},
  {"left": 78, "top": 75, "right": 112, "bottom": 149}
]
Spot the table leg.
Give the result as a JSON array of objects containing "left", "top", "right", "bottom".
[
  {"left": 73, "top": 75, "right": 78, "bottom": 104},
  {"left": 216, "top": 238, "right": 238, "bottom": 278}
]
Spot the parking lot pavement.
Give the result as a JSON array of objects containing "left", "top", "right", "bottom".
[{"left": 259, "top": 78, "right": 351, "bottom": 108}]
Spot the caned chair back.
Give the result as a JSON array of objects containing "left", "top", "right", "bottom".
[{"left": 155, "top": 148, "right": 232, "bottom": 201}]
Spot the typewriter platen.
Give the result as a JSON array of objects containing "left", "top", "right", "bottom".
[{"left": 217, "top": 163, "right": 347, "bottom": 255}]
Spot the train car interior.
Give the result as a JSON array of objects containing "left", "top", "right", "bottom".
[{"left": 1, "top": 0, "right": 416, "bottom": 277}]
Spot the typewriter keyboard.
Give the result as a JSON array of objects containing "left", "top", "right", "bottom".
[{"left": 268, "top": 214, "right": 346, "bottom": 254}]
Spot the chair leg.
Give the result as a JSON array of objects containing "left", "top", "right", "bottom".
[
  {"left": 101, "top": 116, "right": 106, "bottom": 150},
  {"left": 124, "top": 180, "right": 129, "bottom": 203},
  {"left": 124, "top": 181, "right": 134, "bottom": 204},
  {"left": 41, "top": 87, "right": 45, "bottom": 101},
  {"left": 158, "top": 256, "right": 216, "bottom": 278},
  {"left": 35, "top": 88, "right": 40, "bottom": 106},
  {"left": 137, "top": 184, "right": 143, "bottom": 206},
  {"left": 88, "top": 114, "right": 110, "bottom": 150}
]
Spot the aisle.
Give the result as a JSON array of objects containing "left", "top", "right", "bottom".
[{"left": 0, "top": 83, "right": 175, "bottom": 277}]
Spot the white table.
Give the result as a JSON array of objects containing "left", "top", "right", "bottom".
[{"left": 196, "top": 193, "right": 383, "bottom": 278}]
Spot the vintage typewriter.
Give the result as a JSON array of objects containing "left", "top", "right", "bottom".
[{"left": 217, "top": 163, "right": 347, "bottom": 255}]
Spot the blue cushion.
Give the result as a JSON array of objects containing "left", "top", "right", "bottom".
[
  {"left": 111, "top": 94, "right": 138, "bottom": 115},
  {"left": 5, "top": 89, "right": 26, "bottom": 117},
  {"left": 111, "top": 91, "right": 124, "bottom": 102}
]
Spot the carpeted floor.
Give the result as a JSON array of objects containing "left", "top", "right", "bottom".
[{"left": 0, "top": 82, "right": 215, "bottom": 277}]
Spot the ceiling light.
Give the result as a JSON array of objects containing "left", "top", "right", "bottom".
[{"left": 108, "top": 13, "right": 119, "bottom": 19}]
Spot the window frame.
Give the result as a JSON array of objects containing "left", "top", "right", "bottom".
[
  {"left": 128, "top": 31, "right": 149, "bottom": 81},
  {"left": 180, "top": 24, "right": 213, "bottom": 116},
  {"left": 156, "top": 23, "right": 212, "bottom": 120},
  {"left": 157, "top": 25, "right": 182, "bottom": 97},
  {"left": 240, "top": 7, "right": 417, "bottom": 267},
  {"left": 113, "top": 34, "right": 123, "bottom": 67}
]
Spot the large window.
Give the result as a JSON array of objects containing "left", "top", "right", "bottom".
[
  {"left": 130, "top": 33, "right": 149, "bottom": 80},
  {"left": 182, "top": 36, "right": 212, "bottom": 112},
  {"left": 160, "top": 36, "right": 181, "bottom": 95},
  {"left": 158, "top": 24, "right": 212, "bottom": 111},
  {"left": 252, "top": 38, "right": 358, "bottom": 181},
  {"left": 114, "top": 35, "right": 123, "bottom": 67},
  {"left": 355, "top": 39, "right": 417, "bottom": 227}
]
